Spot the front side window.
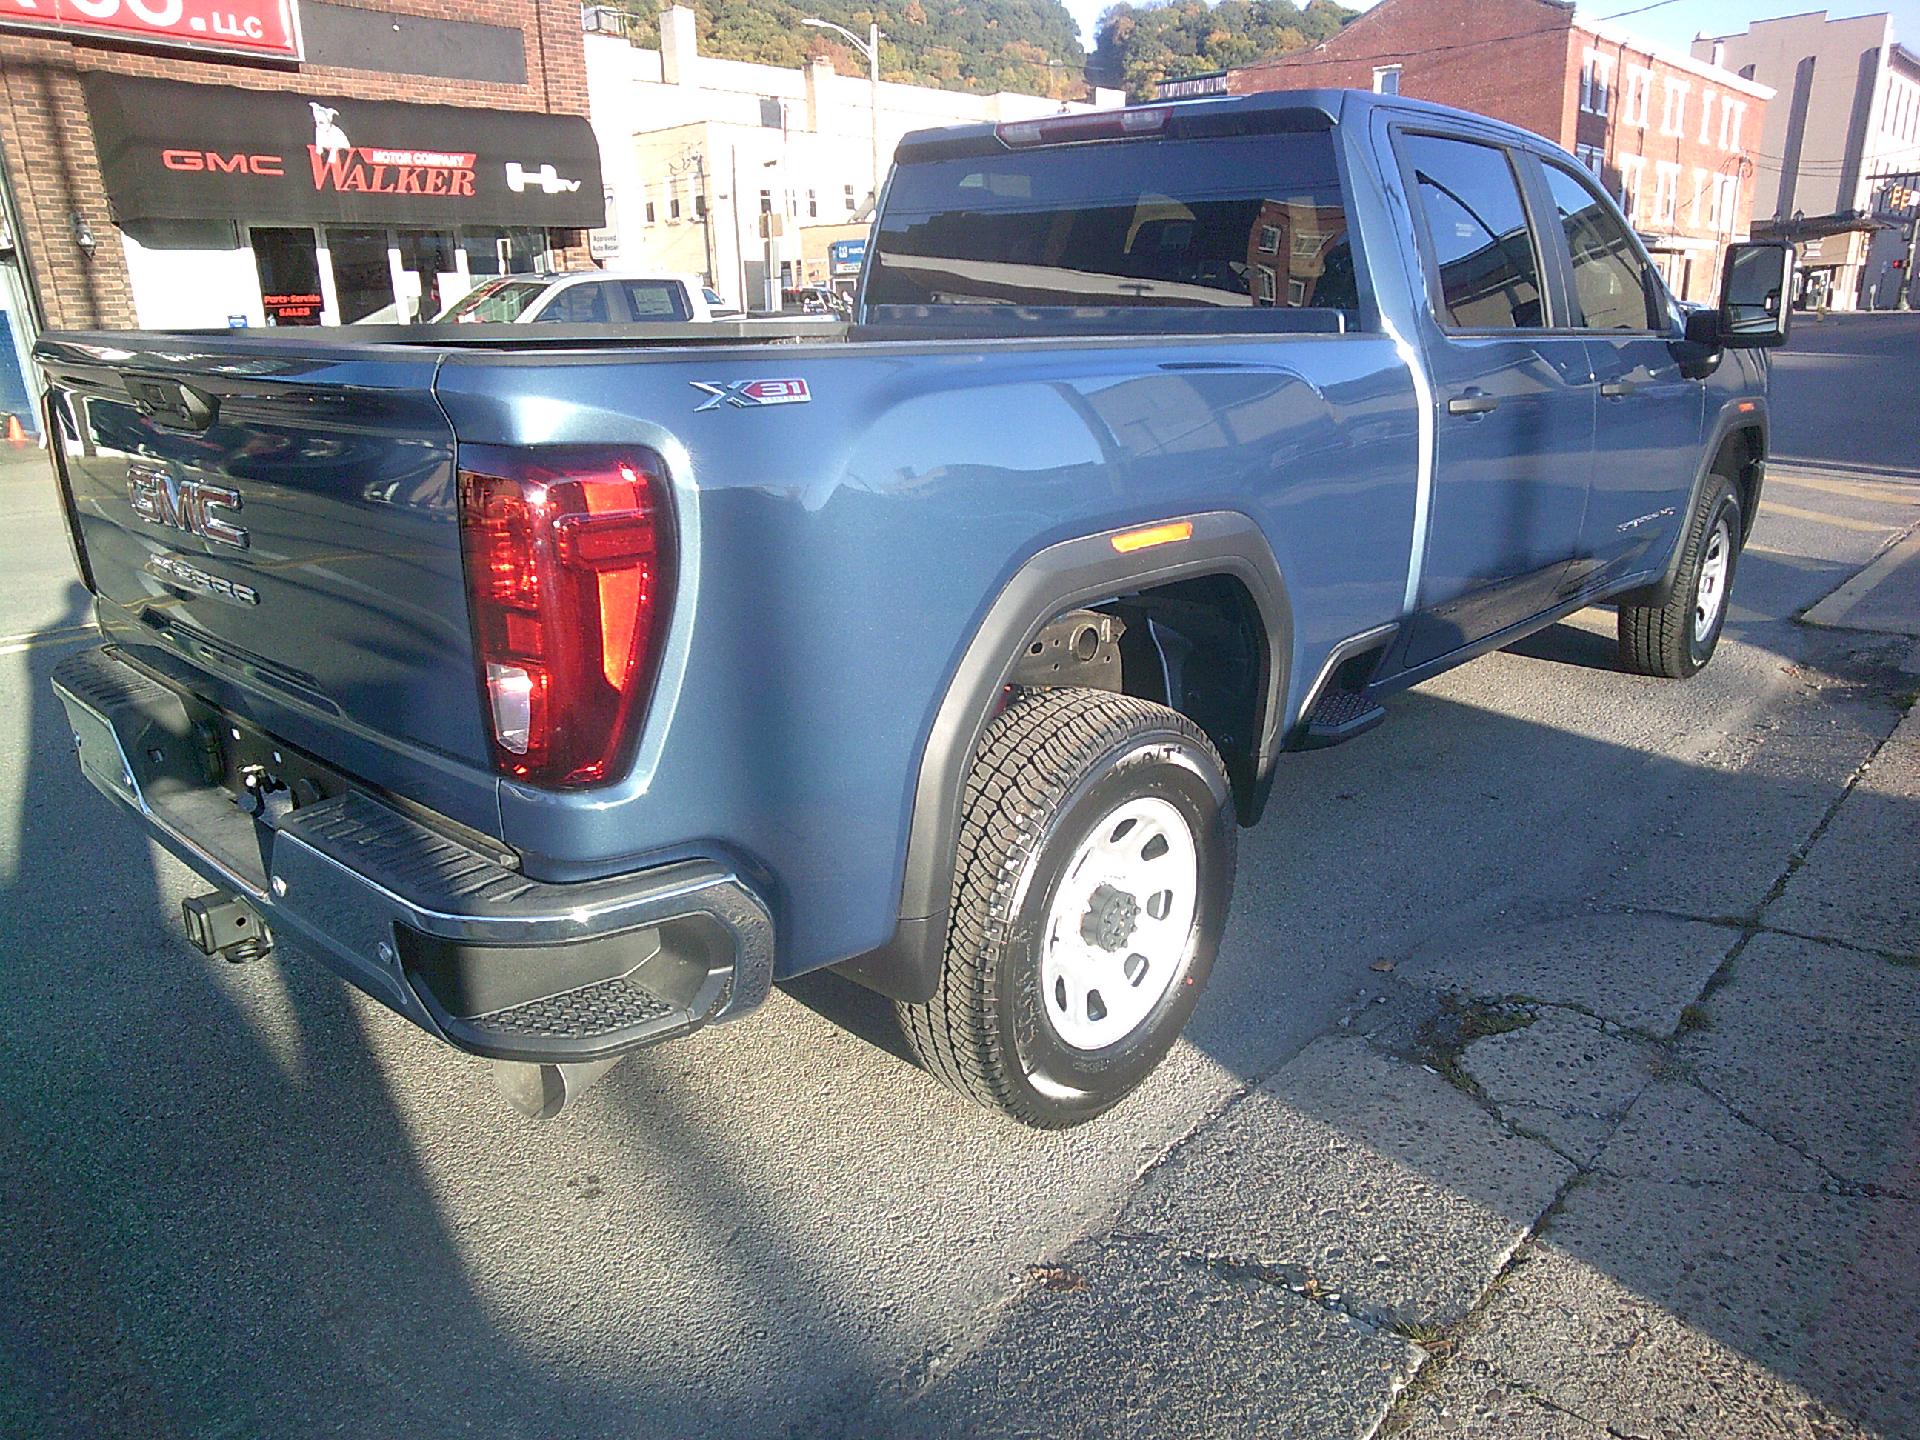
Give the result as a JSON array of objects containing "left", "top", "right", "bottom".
[
  {"left": 1542, "top": 162, "right": 1658, "bottom": 331},
  {"left": 1400, "top": 133, "right": 1544, "bottom": 330},
  {"left": 868, "top": 130, "right": 1358, "bottom": 318},
  {"left": 440, "top": 277, "right": 545, "bottom": 323},
  {"left": 535, "top": 282, "right": 613, "bottom": 324}
]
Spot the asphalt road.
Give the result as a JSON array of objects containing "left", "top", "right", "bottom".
[{"left": 2, "top": 315, "right": 1917, "bottom": 1440}]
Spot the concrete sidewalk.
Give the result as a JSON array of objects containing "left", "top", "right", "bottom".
[{"left": 868, "top": 663, "right": 1918, "bottom": 1437}]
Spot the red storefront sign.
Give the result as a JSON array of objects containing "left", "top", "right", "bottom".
[{"left": 0, "top": 0, "right": 302, "bottom": 61}]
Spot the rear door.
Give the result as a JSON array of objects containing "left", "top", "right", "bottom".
[
  {"left": 1530, "top": 158, "right": 1704, "bottom": 588},
  {"left": 1393, "top": 131, "right": 1595, "bottom": 668}
]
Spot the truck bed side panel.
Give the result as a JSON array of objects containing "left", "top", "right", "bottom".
[{"left": 434, "top": 335, "right": 1419, "bottom": 973}]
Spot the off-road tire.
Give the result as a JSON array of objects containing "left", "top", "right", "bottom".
[
  {"left": 1617, "top": 472, "right": 1742, "bottom": 679},
  {"left": 897, "top": 687, "right": 1236, "bottom": 1128}
]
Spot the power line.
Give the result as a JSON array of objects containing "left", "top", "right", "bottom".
[{"left": 1595, "top": 0, "right": 1691, "bottom": 20}]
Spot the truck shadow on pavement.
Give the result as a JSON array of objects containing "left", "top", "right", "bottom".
[{"left": 2, "top": 580, "right": 1913, "bottom": 1440}]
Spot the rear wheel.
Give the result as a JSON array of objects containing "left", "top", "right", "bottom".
[
  {"left": 1618, "top": 473, "right": 1742, "bottom": 679},
  {"left": 897, "top": 687, "right": 1236, "bottom": 1128}
]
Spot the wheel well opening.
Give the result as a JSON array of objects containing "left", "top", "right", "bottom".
[{"left": 1030, "top": 575, "right": 1268, "bottom": 824}]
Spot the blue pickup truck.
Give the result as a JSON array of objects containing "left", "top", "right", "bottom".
[{"left": 38, "top": 90, "right": 1790, "bottom": 1126}]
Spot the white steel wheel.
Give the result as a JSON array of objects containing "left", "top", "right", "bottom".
[
  {"left": 1039, "top": 795, "right": 1199, "bottom": 1051},
  {"left": 1693, "top": 515, "right": 1733, "bottom": 645}
]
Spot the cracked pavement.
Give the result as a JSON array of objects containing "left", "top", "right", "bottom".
[{"left": 876, "top": 704, "right": 1920, "bottom": 1440}]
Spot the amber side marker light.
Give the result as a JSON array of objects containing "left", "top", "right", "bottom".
[
  {"left": 1111, "top": 520, "right": 1194, "bottom": 554},
  {"left": 1736, "top": 400, "right": 1758, "bottom": 413}
]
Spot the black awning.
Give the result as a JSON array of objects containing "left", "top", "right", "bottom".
[{"left": 83, "top": 74, "right": 604, "bottom": 229}]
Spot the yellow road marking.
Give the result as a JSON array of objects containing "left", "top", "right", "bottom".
[
  {"left": 1803, "top": 527, "right": 1920, "bottom": 631},
  {"left": 1770, "top": 473, "right": 1919, "bottom": 504},
  {"left": 1761, "top": 501, "right": 1898, "bottom": 534}
]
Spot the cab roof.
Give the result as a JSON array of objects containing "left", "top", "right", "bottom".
[{"left": 892, "top": 87, "right": 1558, "bottom": 165}]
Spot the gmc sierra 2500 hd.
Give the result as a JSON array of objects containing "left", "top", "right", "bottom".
[{"left": 38, "top": 90, "right": 1791, "bottom": 1126}]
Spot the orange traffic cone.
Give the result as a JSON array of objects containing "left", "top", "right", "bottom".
[{"left": 2, "top": 415, "right": 22, "bottom": 446}]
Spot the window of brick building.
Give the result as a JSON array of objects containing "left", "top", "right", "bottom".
[
  {"left": 1720, "top": 97, "right": 1745, "bottom": 151},
  {"left": 1653, "top": 161, "right": 1680, "bottom": 226},
  {"left": 1660, "top": 78, "right": 1689, "bottom": 137},
  {"left": 1372, "top": 65, "right": 1401, "bottom": 95},
  {"left": 1618, "top": 153, "right": 1646, "bottom": 221},
  {"left": 1581, "top": 49, "right": 1613, "bottom": 115},
  {"left": 1625, "top": 66, "right": 1653, "bottom": 128},
  {"left": 1699, "top": 88, "right": 1717, "bottom": 144}
]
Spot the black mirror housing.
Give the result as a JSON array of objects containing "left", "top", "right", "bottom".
[
  {"left": 1683, "top": 307, "right": 1722, "bottom": 347},
  {"left": 1718, "top": 241, "right": 1795, "bottom": 348}
]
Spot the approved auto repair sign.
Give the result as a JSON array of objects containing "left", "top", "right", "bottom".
[
  {"left": 80, "top": 74, "right": 606, "bottom": 229},
  {"left": 0, "top": 0, "right": 302, "bottom": 60}
]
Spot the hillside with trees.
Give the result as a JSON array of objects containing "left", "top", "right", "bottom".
[
  {"left": 1091, "top": 0, "right": 1355, "bottom": 100},
  {"left": 609, "top": 0, "right": 1088, "bottom": 99}
]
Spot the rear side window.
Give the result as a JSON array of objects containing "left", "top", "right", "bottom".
[
  {"left": 867, "top": 131, "right": 1358, "bottom": 321},
  {"left": 621, "top": 280, "right": 693, "bottom": 320},
  {"left": 1540, "top": 162, "right": 1660, "bottom": 331},
  {"left": 1401, "top": 133, "right": 1545, "bottom": 330}
]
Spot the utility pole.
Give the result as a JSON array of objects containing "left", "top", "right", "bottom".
[{"left": 1901, "top": 211, "right": 1918, "bottom": 311}]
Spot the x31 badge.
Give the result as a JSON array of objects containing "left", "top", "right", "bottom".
[{"left": 690, "top": 378, "right": 813, "bottom": 411}]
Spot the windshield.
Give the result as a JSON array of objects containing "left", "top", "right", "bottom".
[
  {"left": 870, "top": 132, "right": 1358, "bottom": 321},
  {"left": 439, "top": 278, "right": 548, "bottom": 323}
]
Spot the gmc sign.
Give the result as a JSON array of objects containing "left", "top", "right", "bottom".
[{"left": 163, "top": 150, "right": 286, "bottom": 176}]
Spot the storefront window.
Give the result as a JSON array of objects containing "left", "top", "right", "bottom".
[
  {"left": 397, "top": 230, "right": 458, "bottom": 321},
  {"left": 250, "top": 227, "right": 324, "bottom": 326},
  {"left": 329, "top": 228, "right": 394, "bottom": 324},
  {"left": 460, "top": 227, "right": 549, "bottom": 278}
]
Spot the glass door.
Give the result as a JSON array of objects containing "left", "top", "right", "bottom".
[
  {"left": 396, "top": 230, "right": 458, "bottom": 322},
  {"left": 250, "top": 226, "right": 324, "bottom": 326},
  {"left": 327, "top": 227, "right": 395, "bottom": 323}
]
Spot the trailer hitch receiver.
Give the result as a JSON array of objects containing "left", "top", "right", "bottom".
[{"left": 181, "top": 891, "right": 273, "bottom": 964}]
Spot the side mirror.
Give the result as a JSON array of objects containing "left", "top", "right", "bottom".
[{"left": 1718, "top": 241, "right": 1795, "bottom": 348}]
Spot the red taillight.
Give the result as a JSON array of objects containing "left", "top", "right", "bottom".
[{"left": 456, "top": 447, "right": 675, "bottom": 787}]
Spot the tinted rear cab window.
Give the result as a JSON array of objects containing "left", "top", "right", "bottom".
[
  {"left": 867, "top": 131, "right": 1358, "bottom": 326},
  {"left": 1400, "top": 132, "right": 1545, "bottom": 330}
]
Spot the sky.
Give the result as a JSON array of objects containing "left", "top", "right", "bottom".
[{"left": 1061, "top": 0, "right": 1920, "bottom": 55}]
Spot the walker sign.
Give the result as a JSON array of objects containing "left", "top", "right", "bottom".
[
  {"left": 82, "top": 75, "right": 605, "bottom": 229},
  {"left": 0, "top": 0, "right": 302, "bottom": 60}
]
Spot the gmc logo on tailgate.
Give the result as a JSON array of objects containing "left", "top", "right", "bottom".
[{"left": 127, "top": 463, "right": 249, "bottom": 549}]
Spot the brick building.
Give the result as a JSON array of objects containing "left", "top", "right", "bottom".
[
  {"left": 0, "top": 0, "right": 604, "bottom": 416},
  {"left": 1226, "top": 0, "right": 1772, "bottom": 303}
]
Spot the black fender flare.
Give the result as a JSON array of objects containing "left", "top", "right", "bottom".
[
  {"left": 1625, "top": 397, "right": 1769, "bottom": 607},
  {"left": 837, "top": 510, "right": 1293, "bottom": 1003}
]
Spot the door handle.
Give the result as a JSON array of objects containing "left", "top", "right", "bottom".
[
  {"left": 1445, "top": 390, "right": 1500, "bottom": 416},
  {"left": 1600, "top": 380, "right": 1638, "bottom": 399}
]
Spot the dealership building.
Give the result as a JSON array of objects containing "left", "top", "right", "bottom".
[{"left": 0, "top": 0, "right": 605, "bottom": 422}]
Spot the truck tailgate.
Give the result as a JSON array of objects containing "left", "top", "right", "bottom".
[{"left": 39, "top": 335, "right": 498, "bottom": 833}]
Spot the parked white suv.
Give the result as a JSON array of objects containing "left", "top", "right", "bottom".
[{"left": 437, "top": 271, "right": 735, "bottom": 324}]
